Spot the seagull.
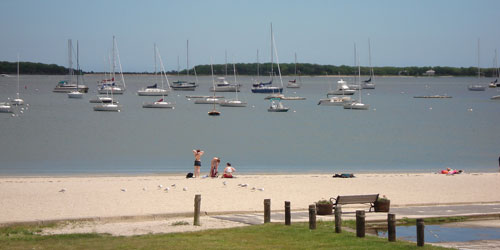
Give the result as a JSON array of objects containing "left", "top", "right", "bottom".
[
  {"left": 183, "top": 187, "right": 188, "bottom": 191},
  {"left": 158, "top": 184, "right": 163, "bottom": 189},
  {"left": 223, "top": 181, "right": 227, "bottom": 186},
  {"left": 171, "top": 184, "right": 176, "bottom": 187},
  {"left": 251, "top": 187, "right": 256, "bottom": 191},
  {"left": 241, "top": 184, "right": 248, "bottom": 187},
  {"left": 143, "top": 187, "right": 147, "bottom": 191},
  {"left": 258, "top": 188, "right": 265, "bottom": 191},
  {"left": 59, "top": 188, "right": 66, "bottom": 193},
  {"left": 164, "top": 187, "right": 170, "bottom": 192},
  {"left": 121, "top": 188, "right": 127, "bottom": 192}
]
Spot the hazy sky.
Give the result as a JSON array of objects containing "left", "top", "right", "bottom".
[{"left": 1, "top": 0, "right": 499, "bottom": 72}]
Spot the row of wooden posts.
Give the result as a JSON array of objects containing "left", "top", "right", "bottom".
[{"left": 193, "top": 195, "right": 426, "bottom": 247}]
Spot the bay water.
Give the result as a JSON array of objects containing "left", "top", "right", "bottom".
[{"left": 1, "top": 75, "right": 499, "bottom": 175}]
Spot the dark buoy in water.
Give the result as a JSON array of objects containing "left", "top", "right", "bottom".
[{"left": 208, "top": 110, "right": 220, "bottom": 116}]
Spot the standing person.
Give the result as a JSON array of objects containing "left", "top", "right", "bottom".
[
  {"left": 223, "top": 163, "right": 236, "bottom": 178},
  {"left": 210, "top": 157, "right": 220, "bottom": 177},
  {"left": 193, "top": 149, "right": 204, "bottom": 178}
]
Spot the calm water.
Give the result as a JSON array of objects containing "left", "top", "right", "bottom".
[
  {"left": 1, "top": 74, "right": 499, "bottom": 175},
  {"left": 377, "top": 223, "right": 500, "bottom": 243}
]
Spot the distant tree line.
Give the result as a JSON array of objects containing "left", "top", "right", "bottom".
[
  {"left": 185, "top": 63, "right": 499, "bottom": 77},
  {"left": 0, "top": 61, "right": 78, "bottom": 75},
  {"left": 1, "top": 61, "right": 499, "bottom": 77}
]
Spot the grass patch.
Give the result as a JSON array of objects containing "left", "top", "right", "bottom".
[{"left": 0, "top": 220, "right": 447, "bottom": 249}]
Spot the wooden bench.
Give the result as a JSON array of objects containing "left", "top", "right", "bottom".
[{"left": 330, "top": 194, "right": 379, "bottom": 212}]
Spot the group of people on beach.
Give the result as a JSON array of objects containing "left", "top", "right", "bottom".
[{"left": 193, "top": 149, "right": 236, "bottom": 178}]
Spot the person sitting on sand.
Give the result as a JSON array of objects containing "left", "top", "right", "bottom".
[
  {"left": 447, "top": 169, "right": 463, "bottom": 175},
  {"left": 210, "top": 157, "right": 220, "bottom": 178},
  {"left": 222, "top": 163, "right": 235, "bottom": 178}
]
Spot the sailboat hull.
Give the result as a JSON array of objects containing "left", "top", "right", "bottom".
[
  {"left": 142, "top": 102, "right": 174, "bottom": 108},
  {"left": 251, "top": 87, "right": 283, "bottom": 93},
  {"left": 93, "top": 104, "right": 121, "bottom": 112}
]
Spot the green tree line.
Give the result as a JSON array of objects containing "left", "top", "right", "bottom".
[
  {"left": 184, "top": 63, "right": 498, "bottom": 77},
  {"left": 0, "top": 61, "right": 73, "bottom": 75},
  {"left": 1, "top": 60, "right": 499, "bottom": 77}
]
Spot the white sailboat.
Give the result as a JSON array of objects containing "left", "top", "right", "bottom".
[
  {"left": 68, "top": 40, "right": 83, "bottom": 99},
  {"left": 220, "top": 62, "right": 247, "bottom": 107},
  {"left": 208, "top": 61, "right": 220, "bottom": 116},
  {"left": 142, "top": 45, "right": 175, "bottom": 109},
  {"left": 252, "top": 24, "right": 283, "bottom": 94},
  {"left": 287, "top": 53, "right": 301, "bottom": 88},
  {"left": 0, "top": 101, "right": 13, "bottom": 113},
  {"left": 98, "top": 36, "right": 126, "bottom": 94},
  {"left": 362, "top": 39, "right": 376, "bottom": 89},
  {"left": 327, "top": 79, "right": 356, "bottom": 95},
  {"left": 54, "top": 40, "right": 89, "bottom": 93},
  {"left": 468, "top": 38, "right": 486, "bottom": 91},
  {"left": 138, "top": 44, "right": 170, "bottom": 96},
  {"left": 267, "top": 24, "right": 289, "bottom": 112},
  {"left": 93, "top": 78, "right": 121, "bottom": 111},
  {"left": 171, "top": 40, "right": 198, "bottom": 91},
  {"left": 11, "top": 55, "right": 24, "bottom": 106},
  {"left": 344, "top": 48, "right": 369, "bottom": 110}
]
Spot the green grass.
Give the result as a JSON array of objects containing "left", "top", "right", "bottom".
[{"left": 0, "top": 221, "right": 447, "bottom": 250}]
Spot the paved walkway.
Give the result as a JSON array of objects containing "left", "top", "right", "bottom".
[
  {"left": 212, "top": 203, "right": 500, "bottom": 250},
  {"left": 212, "top": 203, "right": 500, "bottom": 225}
]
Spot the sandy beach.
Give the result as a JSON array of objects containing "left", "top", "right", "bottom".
[{"left": 1, "top": 173, "right": 499, "bottom": 225}]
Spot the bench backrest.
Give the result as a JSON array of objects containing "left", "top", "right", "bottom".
[{"left": 335, "top": 194, "right": 379, "bottom": 205}]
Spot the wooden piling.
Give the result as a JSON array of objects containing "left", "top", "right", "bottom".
[
  {"left": 264, "top": 199, "right": 271, "bottom": 223},
  {"left": 309, "top": 204, "right": 316, "bottom": 230},
  {"left": 388, "top": 213, "right": 396, "bottom": 242},
  {"left": 417, "top": 218, "right": 425, "bottom": 247},
  {"left": 285, "top": 201, "right": 291, "bottom": 225},
  {"left": 193, "top": 194, "right": 201, "bottom": 226},
  {"left": 356, "top": 210, "right": 365, "bottom": 237},
  {"left": 334, "top": 205, "right": 342, "bottom": 233}
]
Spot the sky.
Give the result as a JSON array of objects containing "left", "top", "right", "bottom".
[{"left": 1, "top": 0, "right": 500, "bottom": 72}]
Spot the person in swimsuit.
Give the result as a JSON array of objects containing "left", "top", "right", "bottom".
[
  {"left": 210, "top": 157, "right": 220, "bottom": 177},
  {"left": 193, "top": 149, "right": 204, "bottom": 178},
  {"left": 222, "top": 163, "right": 236, "bottom": 178}
]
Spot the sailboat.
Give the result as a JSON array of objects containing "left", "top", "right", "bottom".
[
  {"left": 220, "top": 62, "right": 247, "bottom": 107},
  {"left": 11, "top": 55, "right": 24, "bottom": 106},
  {"left": 0, "top": 101, "right": 13, "bottom": 113},
  {"left": 488, "top": 49, "right": 499, "bottom": 88},
  {"left": 267, "top": 24, "right": 289, "bottom": 112},
  {"left": 54, "top": 40, "right": 89, "bottom": 93},
  {"left": 287, "top": 53, "right": 301, "bottom": 88},
  {"left": 208, "top": 62, "right": 220, "bottom": 116},
  {"left": 68, "top": 41, "right": 84, "bottom": 99},
  {"left": 252, "top": 23, "right": 283, "bottom": 94},
  {"left": 138, "top": 44, "right": 170, "bottom": 96},
  {"left": 171, "top": 40, "right": 198, "bottom": 91},
  {"left": 468, "top": 38, "right": 486, "bottom": 91},
  {"left": 362, "top": 39, "right": 376, "bottom": 89},
  {"left": 142, "top": 45, "right": 175, "bottom": 109},
  {"left": 344, "top": 48, "right": 369, "bottom": 110},
  {"left": 98, "top": 36, "right": 126, "bottom": 94}
]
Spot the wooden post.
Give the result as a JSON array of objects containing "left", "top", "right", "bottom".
[
  {"left": 334, "top": 205, "right": 342, "bottom": 233},
  {"left": 193, "top": 194, "right": 201, "bottom": 226},
  {"left": 309, "top": 204, "right": 316, "bottom": 230},
  {"left": 416, "top": 218, "right": 425, "bottom": 247},
  {"left": 356, "top": 210, "right": 365, "bottom": 237},
  {"left": 264, "top": 199, "right": 271, "bottom": 223},
  {"left": 285, "top": 201, "right": 291, "bottom": 226},
  {"left": 388, "top": 213, "right": 396, "bottom": 242}
]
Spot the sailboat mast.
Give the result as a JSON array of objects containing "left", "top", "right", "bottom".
[
  {"left": 186, "top": 40, "right": 189, "bottom": 77},
  {"left": 353, "top": 42, "right": 357, "bottom": 83},
  {"left": 233, "top": 61, "right": 239, "bottom": 100},
  {"left": 257, "top": 49, "right": 260, "bottom": 79},
  {"left": 154, "top": 43, "right": 157, "bottom": 81},
  {"left": 17, "top": 54, "right": 20, "bottom": 97},
  {"left": 112, "top": 36, "right": 116, "bottom": 81},
  {"left": 177, "top": 55, "right": 180, "bottom": 78},
  {"left": 477, "top": 38, "right": 480, "bottom": 79},
  {"left": 294, "top": 52, "right": 297, "bottom": 75},
  {"left": 270, "top": 23, "right": 274, "bottom": 79},
  {"left": 358, "top": 53, "right": 362, "bottom": 103},
  {"left": 76, "top": 40, "right": 79, "bottom": 90},
  {"left": 271, "top": 27, "right": 284, "bottom": 89},
  {"left": 368, "top": 38, "right": 373, "bottom": 77},
  {"left": 225, "top": 49, "right": 228, "bottom": 77}
]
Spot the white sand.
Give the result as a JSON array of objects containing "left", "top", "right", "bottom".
[{"left": 1, "top": 173, "right": 499, "bottom": 224}]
